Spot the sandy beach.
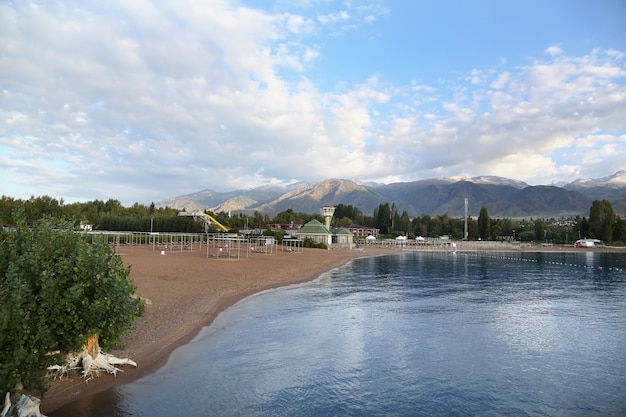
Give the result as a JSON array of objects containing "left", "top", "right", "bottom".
[
  {"left": 40, "top": 245, "right": 394, "bottom": 413},
  {"left": 39, "top": 242, "right": 626, "bottom": 413}
]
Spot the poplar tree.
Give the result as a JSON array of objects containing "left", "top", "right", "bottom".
[
  {"left": 477, "top": 206, "right": 490, "bottom": 240},
  {"left": 588, "top": 200, "right": 615, "bottom": 243}
]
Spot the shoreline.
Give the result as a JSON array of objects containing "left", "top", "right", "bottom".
[
  {"left": 41, "top": 245, "right": 393, "bottom": 413},
  {"left": 40, "top": 243, "right": 626, "bottom": 413}
]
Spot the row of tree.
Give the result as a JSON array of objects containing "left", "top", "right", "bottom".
[
  {"left": 0, "top": 196, "right": 176, "bottom": 227},
  {"left": 2, "top": 195, "right": 624, "bottom": 244},
  {"left": 341, "top": 201, "right": 624, "bottom": 244},
  {"left": 475, "top": 200, "right": 624, "bottom": 244}
]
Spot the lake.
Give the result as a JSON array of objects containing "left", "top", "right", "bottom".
[{"left": 52, "top": 250, "right": 626, "bottom": 416}]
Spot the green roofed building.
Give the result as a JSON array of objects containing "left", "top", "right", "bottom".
[
  {"left": 296, "top": 219, "right": 331, "bottom": 245},
  {"left": 333, "top": 227, "right": 353, "bottom": 247},
  {"left": 296, "top": 218, "right": 354, "bottom": 248}
]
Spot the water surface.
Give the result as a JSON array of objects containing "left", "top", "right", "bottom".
[{"left": 53, "top": 251, "right": 626, "bottom": 416}]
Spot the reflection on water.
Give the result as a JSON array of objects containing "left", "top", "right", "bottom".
[{"left": 51, "top": 251, "right": 626, "bottom": 417}]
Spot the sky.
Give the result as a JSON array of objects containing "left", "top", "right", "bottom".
[{"left": 2, "top": 0, "right": 626, "bottom": 205}]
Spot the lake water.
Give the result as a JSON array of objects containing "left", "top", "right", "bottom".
[{"left": 52, "top": 251, "right": 626, "bottom": 416}]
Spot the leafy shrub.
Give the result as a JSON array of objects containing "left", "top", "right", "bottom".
[
  {"left": 0, "top": 218, "right": 145, "bottom": 393},
  {"left": 302, "top": 238, "right": 328, "bottom": 249}
]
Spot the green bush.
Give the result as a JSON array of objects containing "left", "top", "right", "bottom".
[
  {"left": 301, "top": 238, "right": 328, "bottom": 249},
  {"left": 0, "top": 218, "right": 145, "bottom": 393}
]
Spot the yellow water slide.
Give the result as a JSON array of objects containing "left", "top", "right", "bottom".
[
  {"left": 201, "top": 212, "right": 229, "bottom": 232},
  {"left": 178, "top": 210, "right": 230, "bottom": 232}
]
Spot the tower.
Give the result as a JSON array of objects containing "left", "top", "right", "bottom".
[{"left": 321, "top": 205, "right": 335, "bottom": 231}]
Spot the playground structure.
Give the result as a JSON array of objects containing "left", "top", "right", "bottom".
[
  {"left": 206, "top": 235, "right": 247, "bottom": 260},
  {"left": 178, "top": 210, "right": 230, "bottom": 232},
  {"left": 149, "top": 232, "right": 204, "bottom": 252},
  {"left": 282, "top": 238, "right": 304, "bottom": 252},
  {"left": 86, "top": 231, "right": 207, "bottom": 253},
  {"left": 249, "top": 236, "right": 277, "bottom": 255},
  {"left": 86, "top": 230, "right": 304, "bottom": 260}
]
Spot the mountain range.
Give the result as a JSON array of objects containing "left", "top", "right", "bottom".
[{"left": 156, "top": 171, "right": 626, "bottom": 218}]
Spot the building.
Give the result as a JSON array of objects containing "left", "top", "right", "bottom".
[
  {"left": 296, "top": 217, "right": 354, "bottom": 249},
  {"left": 296, "top": 219, "right": 332, "bottom": 245},
  {"left": 345, "top": 224, "right": 379, "bottom": 239},
  {"left": 332, "top": 227, "right": 354, "bottom": 248}
]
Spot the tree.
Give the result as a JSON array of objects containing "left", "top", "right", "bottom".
[
  {"left": 253, "top": 210, "right": 264, "bottom": 228},
  {"left": 396, "top": 211, "right": 411, "bottom": 234},
  {"left": 588, "top": 200, "right": 615, "bottom": 243},
  {"left": 534, "top": 219, "right": 546, "bottom": 242},
  {"left": 374, "top": 203, "right": 392, "bottom": 235},
  {"left": 467, "top": 217, "right": 478, "bottom": 240},
  {"left": 477, "top": 206, "right": 490, "bottom": 240},
  {"left": 334, "top": 204, "right": 364, "bottom": 225},
  {"left": 578, "top": 216, "right": 590, "bottom": 239},
  {"left": 336, "top": 217, "right": 353, "bottom": 227},
  {"left": 613, "top": 216, "right": 625, "bottom": 244},
  {"left": 411, "top": 215, "right": 431, "bottom": 237},
  {"left": 0, "top": 218, "right": 145, "bottom": 395}
]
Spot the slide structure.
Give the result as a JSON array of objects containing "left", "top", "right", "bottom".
[{"left": 178, "top": 210, "right": 229, "bottom": 232}]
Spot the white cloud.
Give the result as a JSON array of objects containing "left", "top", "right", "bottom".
[
  {"left": 1, "top": 1, "right": 625, "bottom": 204},
  {"left": 546, "top": 45, "right": 563, "bottom": 56},
  {"left": 318, "top": 10, "right": 351, "bottom": 25}
]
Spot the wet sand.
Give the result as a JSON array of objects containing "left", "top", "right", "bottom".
[{"left": 40, "top": 242, "right": 626, "bottom": 413}]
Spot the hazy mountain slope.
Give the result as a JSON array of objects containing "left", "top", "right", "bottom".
[
  {"left": 156, "top": 189, "right": 230, "bottom": 211},
  {"left": 564, "top": 170, "right": 626, "bottom": 201},
  {"left": 447, "top": 175, "right": 528, "bottom": 189},
  {"left": 374, "top": 181, "right": 520, "bottom": 217},
  {"left": 509, "top": 186, "right": 592, "bottom": 216},
  {"left": 253, "top": 179, "right": 387, "bottom": 216},
  {"left": 157, "top": 172, "right": 626, "bottom": 218},
  {"left": 156, "top": 185, "right": 287, "bottom": 212}
]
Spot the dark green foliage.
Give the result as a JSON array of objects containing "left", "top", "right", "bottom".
[
  {"left": 0, "top": 195, "right": 182, "bottom": 229},
  {"left": 98, "top": 214, "right": 203, "bottom": 233},
  {"left": 613, "top": 216, "right": 625, "bottom": 244},
  {"left": 588, "top": 200, "right": 615, "bottom": 243},
  {"left": 373, "top": 203, "right": 392, "bottom": 235},
  {"left": 262, "top": 230, "right": 285, "bottom": 243},
  {"left": 333, "top": 204, "right": 365, "bottom": 225},
  {"left": 0, "top": 218, "right": 145, "bottom": 393},
  {"left": 534, "top": 219, "right": 547, "bottom": 242},
  {"left": 478, "top": 206, "right": 490, "bottom": 240},
  {"left": 518, "top": 231, "right": 536, "bottom": 242},
  {"left": 272, "top": 209, "right": 318, "bottom": 225},
  {"left": 302, "top": 237, "right": 327, "bottom": 249}
]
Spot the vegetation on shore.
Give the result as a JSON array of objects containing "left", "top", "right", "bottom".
[
  {"left": 0, "top": 192, "right": 623, "bottom": 408},
  {"left": 1, "top": 195, "right": 624, "bottom": 245},
  {"left": 0, "top": 217, "right": 145, "bottom": 396}
]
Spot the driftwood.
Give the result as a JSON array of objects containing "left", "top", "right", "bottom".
[
  {"left": 1, "top": 392, "right": 46, "bottom": 417},
  {"left": 47, "top": 334, "right": 137, "bottom": 380},
  {"left": 3, "top": 335, "right": 137, "bottom": 416}
]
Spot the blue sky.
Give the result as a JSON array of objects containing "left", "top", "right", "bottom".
[{"left": 1, "top": 0, "right": 625, "bottom": 205}]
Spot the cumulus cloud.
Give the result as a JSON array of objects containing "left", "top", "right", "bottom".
[
  {"left": 384, "top": 49, "right": 626, "bottom": 186},
  {"left": 1, "top": 1, "right": 625, "bottom": 204}
]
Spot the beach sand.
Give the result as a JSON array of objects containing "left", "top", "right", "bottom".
[
  {"left": 40, "top": 245, "right": 393, "bottom": 413},
  {"left": 39, "top": 242, "right": 626, "bottom": 413}
]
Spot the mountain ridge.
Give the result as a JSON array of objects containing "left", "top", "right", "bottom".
[{"left": 156, "top": 172, "right": 626, "bottom": 218}]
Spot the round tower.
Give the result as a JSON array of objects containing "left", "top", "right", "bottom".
[{"left": 321, "top": 205, "right": 335, "bottom": 230}]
